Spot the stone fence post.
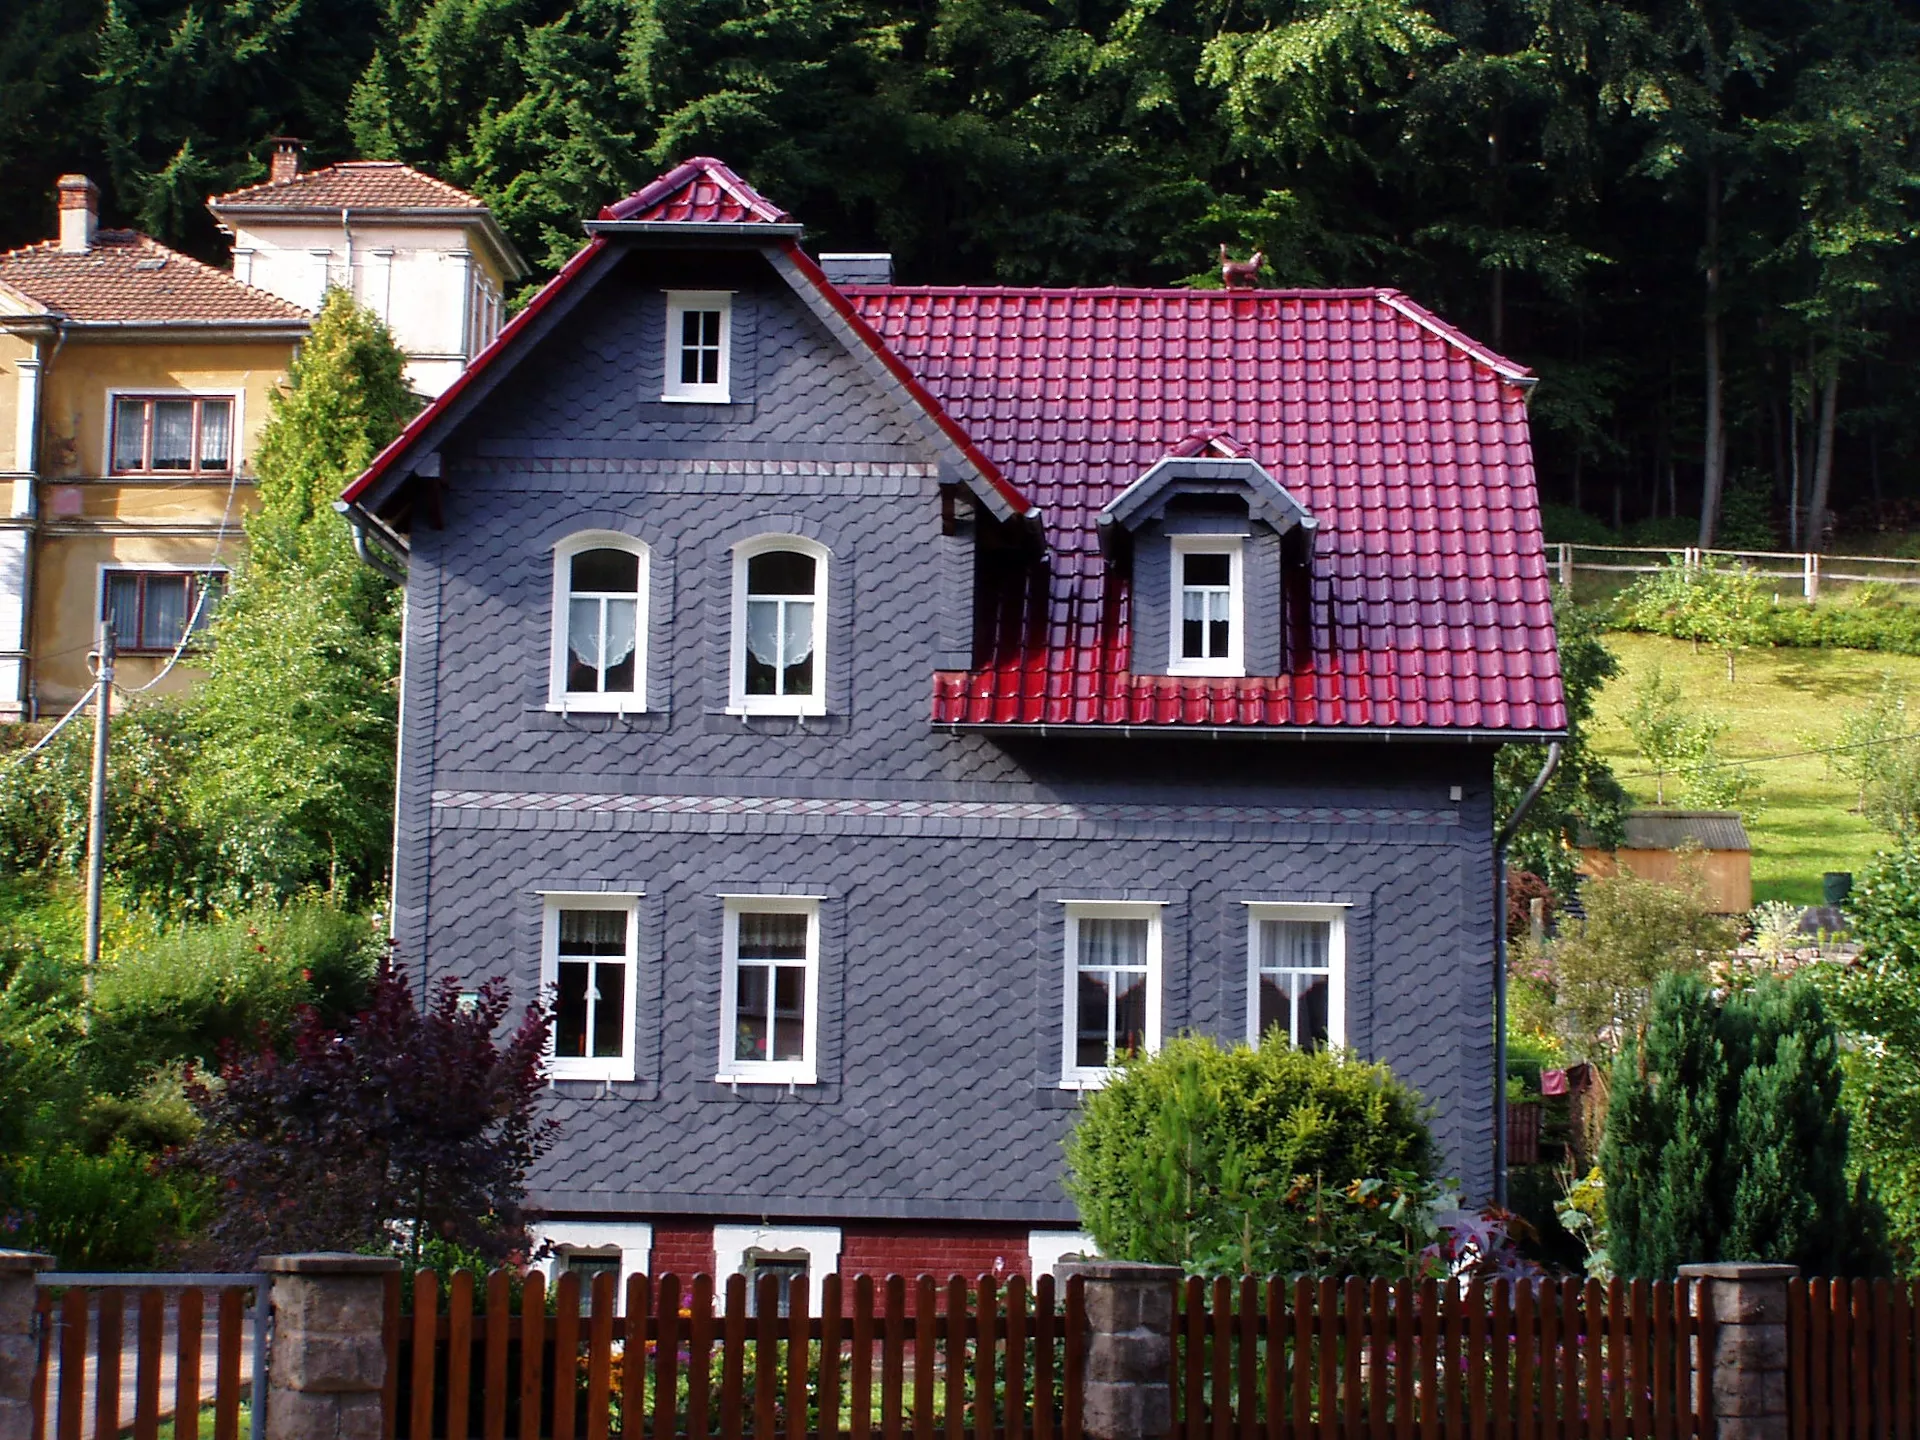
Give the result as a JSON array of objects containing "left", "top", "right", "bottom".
[
  {"left": 0, "top": 1251, "right": 53, "bottom": 1440},
  {"left": 1056, "top": 1260, "right": 1180, "bottom": 1440},
  {"left": 262, "top": 1253, "right": 400, "bottom": 1440},
  {"left": 1678, "top": 1261, "right": 1796, "bottom": 1440}
]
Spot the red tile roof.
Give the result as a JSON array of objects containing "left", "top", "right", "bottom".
[
  {"left": 210, "top": 161, "right": 488, "bottom": 211},
  {"left": 600, "top": 156, "right": 792, "bottom": 225},
  {"left": 845, "top": 286, "right": 1563, "bottom": 734},
  {"left": 0, "top": 230, "right": 309, "bottom": 325}
]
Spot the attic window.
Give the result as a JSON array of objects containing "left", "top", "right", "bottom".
[{"left": 662, "top": 290, "right": 731, "bottom": 402}]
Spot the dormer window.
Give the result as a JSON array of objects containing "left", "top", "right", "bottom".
[
  {"left": 663, "top": 291, "right": 731, "bottom": 402},
  {"left": 1171, "top": 538, "right": 1242, "bottom": 675}
]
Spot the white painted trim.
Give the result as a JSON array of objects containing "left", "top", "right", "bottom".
[
  {"left": 1059, "top": 901, "right": 1163, "bottom": 1088},
  {"left": 535, "top": 1220, "right": 654, "bottom": 1312},
  {"left": 1167, "top": 535, "right": 1245, "bottom": 677},
  {"left": 1027, "top": 1230, "right": 1098, "bottom": 1279},
  {"left": 662, "top": 290, "right": 733, "bottom": 402},
  {"left": 1244, "top": 902, "right": 1347, "bottom": 1049},
  {"left": 102, "top": 387, "right": 245, "bottom": 477},
  {"left": 712, "top": 1223, "right": 841, "bottom": 1312},
  {"left": 13, "top": 354, "right": 40, "bottom": 485},
  {"left": 541, "top": 892, "right": 641, "bottom": 1082},
  {"left": 728, "top": 535, "right": 829, "bottom": 717},
  {"left": 716, "top": 895, "right": 821, "bottom": 1085},
  {"left": 547, "top": 531, "right": 650, "bottom": 713}
]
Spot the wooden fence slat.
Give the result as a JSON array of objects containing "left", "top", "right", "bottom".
[
  {"left": 1182, "top": 1279, "right": 1203, "bottom": 1440},
  {"left": 1441, "top": 1281, "right": 1461, "bottom": 1440},
  {"left": 1464, "top": 1283, "right": 1485, "bottom": 1440},
  {"left": 721, "top": 1274, "right": 747, "bottom": 1440},
  {"left": 1535, "top": 1281, "right": 1558, "bottom": 1440},
  {"left": 521, "top": 1271, "right": 548, "bottom": 1440},
  {"left": 448, "top": 1270, "right": 475, "bottom": 1440},
  {"left": 94, "top": 1286, "right": 123, "bottom": 1440},
  {"left": 1514, "top": 1281, "right": 1535, "bottom": 1440},
  {"left": 1238, "top": 1278, "right": 1258, "bottom": 1440},
  {"left": 1580, "top": 1281, "right": 1603, "bottom": 1440},
  {"left": 851, "top": 1276, "right": 875, "bottom": 1440},
  {"left": 880, "top": 1276, "right": 904, "bottom": 1440},
  {"left": 483, "top": 1271, "right": 510, "bottom": 1440},
  {"left": 132, "top": 1287, "right": 163, "bottom": 1440},
  {"left": 1786, "top": 1280, "right": 1805, "bottom": 1440},
  {"left": 1213, "top": 1278, "right": 1234, "bottom": 1440},
  {"left": 1489, "top": 1281, "right": 1510, "bottom": 1440},
  {"left": 1033, "top": 1275, "right": 1055, "bottom": 1440},
  {"left": 978, "top": 1276, "right": 1001, "bottom": 1440},
  {"left": 413, "top": 1271, "right": 440, "bottom": 1440},
  {"left": 553, "top": 1272, "right": 582, "bottom": 1440},
  {"left": 1291, "top": 1280, "right": 1312, "bottom": 1440},
  {"left": 786, "top": 1272, "right": 812, "bottom": 1440},
  {"left": 57, "top": 1288, "right": 87, "bottom": 1440},
  {"left": 946, "top": 1277, "right": 967, "bottom": 1440},
  {"left": 1560, "top": 1280, "right": 1582, "bottom": 1440},
  {"left": 1005, "top": 1276, "right": 1028, "bottom": 1440},
  {"left": 587, "top": 1273, "right": 615, "bottom": 1440},
  {"left": 821, "top": 1274, "right": 845, "bottom": 1440},
  {"left": 1852, "top": 1279, "right": 1872, "bottom": 1440},
  {"left": 1393, "top": 1281, "right": 1414, "bottom": 1440},
  {"left": 1625, "top": 1280, "right": 1648, "bottom": 1440},
  {"left": 1369, "top": 1280, "right": 1391, "bottom": 1440},
  {"left": 1063, "top": 1276, "right": 1084, "bottom": 1440},
  {"left": 1872, "top": 1280, "right": 1890, "bottom": 1440},
  {"left": 690, "top": 1274, "right": 717, "bottom": 1440},
  {"left": 644, "top": 1274, "right": 671, "bottom": 1440},
  {"left": 1418, "top": 1278, "right": 1440, "bottom": 1440},
  {"left": 1264, "top": 1280, "right": 1284, "bottom": 1440},
  {"left": 752, "top": 1274, "right": 779, "bottom": 1440},
  {"left": 213, "top": 1289, "right": 242, "bottom": 1440},
  {"left": 1832, "top": 1277, "right": 1852, "bottom": 1440},
  {"left": 1893, "top": 1281, "right": 1911, "bottom": 1440},
  {"left": 1342, "top": 1279, "right": 1363, "bottom": 1440},
  {"left": 1315, "top": 1279, "right": 1338, "bottom": 1440},
  {"left": 1605, "top": 1279, "right": 1626, "bottom": 1440},
  {"left": 174, "top": 1288, "right": 204, "bottom": 1440},
  {"left": 912, "top": 1277, "right": 936, "bottom": 1440},
  {"left": 1810, "top": 1279, "right": 1831, "bottom": 1440},
  {"left": 1652, "top": 1281, "right": 1674, "bottom": 1440}
]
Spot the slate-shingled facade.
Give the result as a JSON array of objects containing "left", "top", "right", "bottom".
[{"left": 342, "top": 157, "right": 1565, "bottom": 1292}]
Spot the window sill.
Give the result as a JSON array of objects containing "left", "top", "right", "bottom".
[
  {"left": 713, "top": 1071, "right": 818, "bottom": 1088},
  {"left": 549, "top": 1067, "right": 638, "bottom": 1085},
  {"left": 660, "top": 391, "right": 732, "bottom": 405},
  {"left": 724, "top": 703, "right": 828, "bottom": 720},
  {"left": 1166, "top": 663, "right": 1246, "bottom": 679},
  {"left": 1056, "top": 1075, "right": 1113, "bottom": 1092},
  {"left": 545, "top": 700, "right": 650, "bottom": 716}
]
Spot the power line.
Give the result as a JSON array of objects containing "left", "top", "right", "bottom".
[{"left": 1614, "top": 726, "right": 1920, "bottom": 780}]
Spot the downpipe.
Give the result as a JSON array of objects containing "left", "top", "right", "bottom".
[
  {"left": 1493, "top": 740, "right": 1561, "bottom": 1209},
  {"left": 339, "top": 504, "right": 407, "bottom": 585}
]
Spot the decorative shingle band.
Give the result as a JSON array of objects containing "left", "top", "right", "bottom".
[
  {"left": 431, "top": 789, "right": 1460, "bottom": 842},
  {"left": 467, "top": 457, "right": 939, "bottom": 479}
]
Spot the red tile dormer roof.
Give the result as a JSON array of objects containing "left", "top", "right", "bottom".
[
  {"left": 0, "top": 230, "right": 309, "bottom": 327},
  {"left": 846, "top": 286, "right": 1563, "bottom": 735},
  {"left": 599, "top": 156, "right": 792, "bottom": 225},
  {"left": 209, "top": 161, "right": 489, "bottom": 213}
]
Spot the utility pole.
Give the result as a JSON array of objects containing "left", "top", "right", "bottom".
[{"left": 82, "top": 619, "right": 113, "bottom": 1011}]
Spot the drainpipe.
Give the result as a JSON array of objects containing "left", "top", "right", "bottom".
[
  {"left": 337, "top": 503, "right": 407, "bottom": 585},
  {"left": 1493, "top": 740, "right": 1561, "bottom": 1209}
]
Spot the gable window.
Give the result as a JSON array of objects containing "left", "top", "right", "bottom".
[
  {"left": 718, "top": 897, "right": 819, "bottom": 1084},
  {"left": 542, "top": 895, "right": 639, "bottom": 1082},
  {"left": 1246, "top": 904, "right": 1346, "bottom": 1050},
  {"left": 662, "top": 291, "right": 731, "bottom": 402},
  {"left": 103, "top": 568, "right": 225, "bottom": 653},
  {"left": 550, "top": 534, "right": 648, "bottom": 711},
  {"left": 1169, "top": 537, "right": 1243, "bottom": 675},
  {"left": 1061, "top": 902, "right": 1163, "bottom": 1086},
  {"left": 730, "top": 538, "right": 828, "bottom": 716},
  {"left": 111, "top": 395, "right": 234, "bottom": 474}
]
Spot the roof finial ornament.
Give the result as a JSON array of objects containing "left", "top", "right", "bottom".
[{"left": 1219, "top": 243, "right": 1265, "bottom": 290}]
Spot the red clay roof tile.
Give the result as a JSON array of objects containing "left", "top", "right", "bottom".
[
  {"left": 0, "top": 231, "right": 309, "bottom": 325},
  {"left": 210, "top": 161, "right": 487, "bottom": 211},
  {"left": 600, "top": 156, "right": 792, "bottom": 225}
]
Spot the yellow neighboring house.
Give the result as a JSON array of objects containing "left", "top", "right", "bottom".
[{"left": 0, "top": 174, "right": 311, "bottom": 718}]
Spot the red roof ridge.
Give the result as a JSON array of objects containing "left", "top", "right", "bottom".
[
  {"left": 838, "top": 284, "right": 1394, "bottom": 299},
  {"left": 1374, "top": 289, "right": 1534, "bottom": 383},
  {"left": 601, "top": 156, "right": 791, "bottom": 224},
  {"left": 210, "top": 160, "right": 487, "bottom": 209}
]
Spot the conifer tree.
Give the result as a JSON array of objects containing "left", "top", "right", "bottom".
[{"left": 185, "top": 290, "right": 417, "bottom": 900}]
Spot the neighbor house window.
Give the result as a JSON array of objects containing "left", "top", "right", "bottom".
[
  {"left": 718, "top": 897, "right": 819, "bottom": 1084},
  {"left": 542, "top": 895, "right": 639, "bottom": 1082},
  {"left": 549, "top": 534, "right": 648, "bottom": 711},
  {"left": 1169, "top": 537, "right": 1243, "bottom": 675},
  {"left": 662, "top": 291, "right": 731, "bottom": 402},
  {"left": 1062, "top": 902, "right": 1163, "bottom": 1086},
  {"left": 102, "top": 569, "right": 224, "bottom": 653},
  {"left": 712, "top": 1225, "right": 840, "bottom": 1316},
  {"left": 730, "top": 537, "right": 828, "bottom": 716},
  {"left": 1246, "top": 904, "right": 1345, "bottom": 1050},
  {"left": 110, "top": 395, "right": 234, "bottom": 474}
]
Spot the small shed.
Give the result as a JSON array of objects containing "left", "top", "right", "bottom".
[{"left": 1577, "top": 809, "right": 1753, "bottom": 914}]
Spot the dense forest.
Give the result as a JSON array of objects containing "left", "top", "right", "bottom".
[{"left": 3, "top": 0, "right": 1915, "bottom": 543}]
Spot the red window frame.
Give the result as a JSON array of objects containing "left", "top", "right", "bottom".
[
  {"left": 101, "top": 569, "right": 226, "bottom": 653},
  {"left": 109, "top": 395, "right": 234, "bottom": 475}
]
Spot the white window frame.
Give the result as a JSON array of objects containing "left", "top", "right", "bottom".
[
  {"left": 540, "top": 892, "right": 641, "bottom": 1082},
  {"left": 96, "top": 563, "right": 229, "bottom": 654},
  {"left": 1168, "top": 535, "right": 1245, "bottom": 677},
  {"left": 729, "top": 535, "right": 829, "bottom": 717},
  {"left": 1060, "top": 901, "right": 1165, "bottom": 1089},
  {"left": 547, "top": 532, "right": 650, "bottom": 713},
  {"left": 717, "top": 896, "right": 822, "bottom": 1085},
  {"left": 104, "top": 387, "right": 244, "bottom": 477},
  {"left": 534, "top": 1221, "right": 654, "bottom": 1314},
  {"left": 1244, "top": 902, "right": 1348, "bottom": 1049},
  {"left": 662, "top": 290, "right": 733, "bottom": 402},
  {"left": 712, "top": 1224, "right": 840, "bottom": 1314}
]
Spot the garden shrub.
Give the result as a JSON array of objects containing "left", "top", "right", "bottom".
[
  {"left": 0, "top": 1141, "right": 211, "bottom": 1269},
  {"left": 1602, "top": 972, "right": 1880, "bottom": 1277},
  {"left": 1064, "top": 1034, "right": 1434, "bottom": 1276}
]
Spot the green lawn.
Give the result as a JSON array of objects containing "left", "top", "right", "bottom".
[{"left": 1589, "top": 633, "right": 1919, "bottom": 905}]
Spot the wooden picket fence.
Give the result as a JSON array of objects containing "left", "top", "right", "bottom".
[{"left": 1788, "top": 1276, "right": 1920, "bottom": 1439}]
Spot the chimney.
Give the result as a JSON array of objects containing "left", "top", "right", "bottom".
[
  {"left": 56, "top": 175, "right": 98, "bottom": 253},
  {"left": 269, "top": 137, "right": 304, "bottom": 185}
]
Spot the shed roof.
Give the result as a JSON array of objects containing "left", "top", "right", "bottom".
[{"left": 1614, "top": 810, "right": 1752, "bottom": 852}]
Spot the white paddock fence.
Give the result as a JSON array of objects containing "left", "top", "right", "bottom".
[{"left": 1554, "top": 543, "right": 1920, "bottom": 601}]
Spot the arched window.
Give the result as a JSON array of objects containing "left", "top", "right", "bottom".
[
  {"left": 730, "top": 537, "right": 828, "bottom": 715},
  {"left": 549, "top": 534, "right": 648, "bottom": 710}
]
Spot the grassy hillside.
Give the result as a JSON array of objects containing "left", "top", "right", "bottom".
[{"left": 1588, "top": 633, "right": 1920, "bottom": 905}]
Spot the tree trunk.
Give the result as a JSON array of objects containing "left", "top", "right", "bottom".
[
  {"left": 1808, "top": 363, "right": 1839, "bottom": 549},
  {"left": 1788, "top": 381, "right": 1802, "bottom": 549},
  {"left": 1698, "top": 161, "right": 1726, "bottom": 548}
]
